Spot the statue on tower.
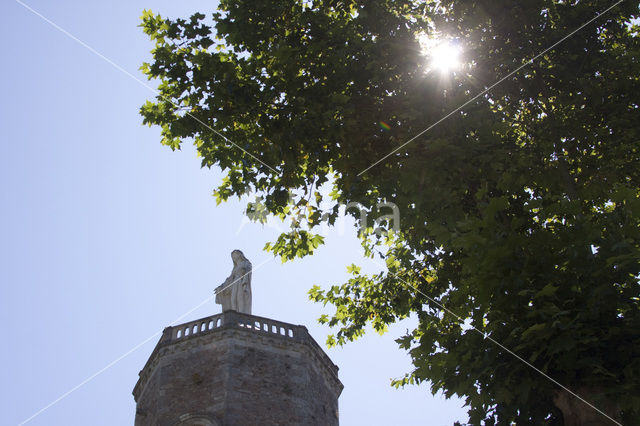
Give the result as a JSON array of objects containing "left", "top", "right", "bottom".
[{"left": 215, "top": 250, "right": 252, "bottom": 314}]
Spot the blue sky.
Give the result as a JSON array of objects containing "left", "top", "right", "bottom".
[{"left": 0, "top": 1, "right": 467, "bottom": 424}]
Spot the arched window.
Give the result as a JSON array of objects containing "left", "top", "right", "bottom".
[{"left": 173, "top": 413, "right": 219, "bottom": 426}]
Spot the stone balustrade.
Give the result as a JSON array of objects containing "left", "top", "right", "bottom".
[{"left": 160, "top": 310, "right": 307, "bottom": 344}]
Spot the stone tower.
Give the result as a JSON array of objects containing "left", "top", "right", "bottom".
[{"left": 132, "top": 310, "right": 343, "bottom": 425}]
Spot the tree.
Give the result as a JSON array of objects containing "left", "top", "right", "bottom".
[{"left": 139, "top": 1, "right": 640, "bottom": 423}]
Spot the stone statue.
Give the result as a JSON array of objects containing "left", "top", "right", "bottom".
[{"left": 215, "top": 250, "right": 252, "bottom": 314}]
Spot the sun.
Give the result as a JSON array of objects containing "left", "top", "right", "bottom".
[
  {"left": 418, "top": 34, "right": 462, "bottom": 73},
  {"left": 430, "top": 41, "right": 461, "bottom": 72}
]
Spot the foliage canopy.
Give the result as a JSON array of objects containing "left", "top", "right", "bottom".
[{"left": 140, "top": 0, "right": 640, "bottom": 423}]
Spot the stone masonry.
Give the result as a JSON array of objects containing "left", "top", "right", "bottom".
[{"left": 133, "top": 310, "right": 343, "bottom": 426}]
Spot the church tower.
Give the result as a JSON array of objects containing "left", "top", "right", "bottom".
[
  {"left": 132, "top": 311, "right": 343, "bottom": 425},
  {"left": 132, "top": 252, "right": 343, "bottom": 425}
]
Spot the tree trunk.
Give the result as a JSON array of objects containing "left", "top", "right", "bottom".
[{"left": 553, "top": 388, "right": 621, "bottom": 426}]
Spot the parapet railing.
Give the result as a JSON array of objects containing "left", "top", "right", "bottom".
[{"left": 160, "top": 311, "right": 306, "bottom": 344}]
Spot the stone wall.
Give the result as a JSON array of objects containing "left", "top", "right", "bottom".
[{"left": 133, "top": 311, "right": 343, "bottom": 426}]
